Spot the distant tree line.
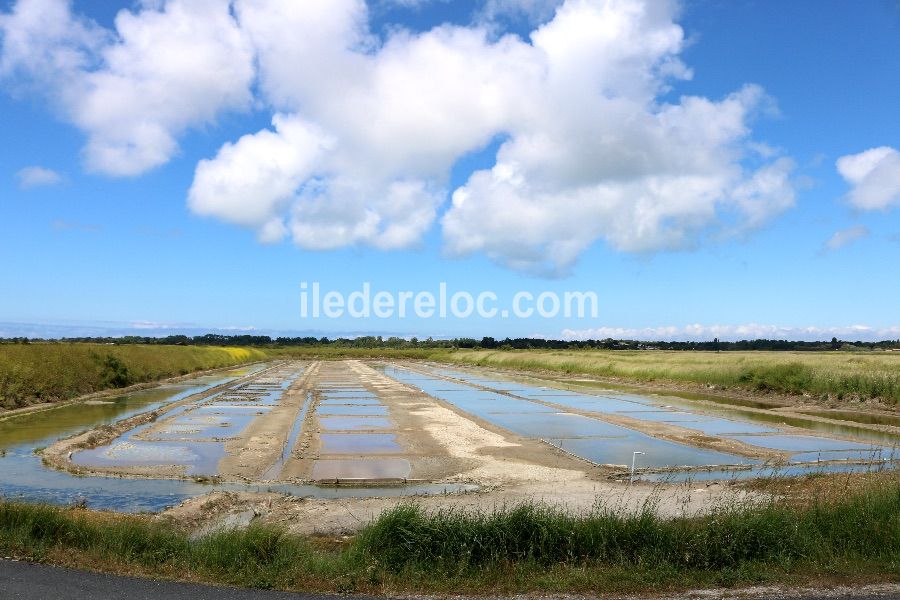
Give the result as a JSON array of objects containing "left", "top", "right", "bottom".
[{"left": 1, "top": 334, "right": 899, "bottom": 351}]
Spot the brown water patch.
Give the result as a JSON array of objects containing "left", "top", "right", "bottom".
[
  {"left": 318, "top": 416, "right": 392, "bottom": 431},
  {"left": 316, "top": 405, "right": 389, "bottom": 416},
  {"left": 319, "top": 433, "right": 402, "bottom": 454},
  {"left": 796, "top": 409, "right": 900, "bottom": 428},
  {"left": 311, "top": 458, "right": 411, "bottom": 480}
]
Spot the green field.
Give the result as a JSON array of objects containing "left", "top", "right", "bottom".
[
  {"left": 0, "top": 344, "right": 269, "bottom": 410},
  {"left": 433, "top": 349, "right": 900, "bottom": 404},
  {"left": 1, "top": 476, "right": 897, "bottom": 594}
]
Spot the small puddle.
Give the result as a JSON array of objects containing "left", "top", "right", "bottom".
[
  {"left": 319, "top": 416, "right": 393, "bottom": 431},
  {"left": 558, "top": 378, "right": 787, "bottom": 409},
  {"left": 708, "top": 408, "right": 900, "bottom": 444},
  {"left": 320, "top": 433, "right": 402, "bottom": 454},
  {"left": 538, "top": 395, "right": 652, "bottom": 412},
  {"left": 727, "top": 434, "right": 879, "bottom": 453},
  {"left": 791, "top": 449, "right": 897, "bottom": 463},
  {"left": 72, "top": 440, "right": 225, "bottom": 475},
  {"left": 261, "top": 392, "right": 313, "bottom": 481},
  {"left": 147, "top": 413, "right": 257, "bottom": 441},
  {"left": 641, "top": 461, "right": 893, "bottom": 483},
  {"left": 311, "top": 458, "right": 411, "bottom": 480},
  {"left": 319, "top": 397, "right": 382, "bottom": 406},
  {"left": 321, "top": 391, "right": 376, "bottom": 398},
  {"left": 487, "top": 412, "right": 630, "bottom": 438},
  {"left": 197, "top": 405, "right": 272, "bottom": 413},
  {"left": 316, "top": 405, "right": 389, "bottom": 416},
  {"left": 677, "top": 418, "right": 778, "bottom": 436},
  {"left": 796, "top": 409, "right": 900, "bottom": 428},
  {"left": 548, "top": 436, "right": 757, "bottom": 468}
]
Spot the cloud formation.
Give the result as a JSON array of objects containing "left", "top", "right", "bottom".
[
  {"left": 836, "top": 146, "right": 900, "bottom": 211},
  {"left": 51, "top": 219, "right": 100, "bottom": 233},
  {"left": 1, "top": 0, "right": 254, "bottom": 175},
  {"left": 561, "top": 323, "right": 900, "bottom": 342},
  {"left": 823, "top": 225, "right": 869, "bottom": 252},
  {"left": 16, "top": 165, "right": 62, "bottom": 188},
  {"left": 1, "top": 0, "right": 797, "bottom": 272}
]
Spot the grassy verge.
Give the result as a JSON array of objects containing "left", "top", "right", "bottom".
[
  {"left": 432, "top": 349, "right": 900, "bottom": 405},
  {"left": 0, "top": 344, "right": 270, "bottom": 410},
  {"left": 1, "top": 480, "right": 898, "bottom": 594}
]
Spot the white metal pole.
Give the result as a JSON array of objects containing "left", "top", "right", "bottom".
[{"left": 630, "top": 451, "right": 644, "bottom": 484}]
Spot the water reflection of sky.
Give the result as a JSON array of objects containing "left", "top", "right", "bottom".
[
  {"left": 0, "top": 365, "right": 473, "bottom": 511},
  {"left": 385, "top": 364, "right": 899, "bottom": 480}
]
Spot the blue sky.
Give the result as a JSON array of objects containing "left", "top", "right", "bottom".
[{"left": 1, "top": 0, "right": 899, "bottom": 341}]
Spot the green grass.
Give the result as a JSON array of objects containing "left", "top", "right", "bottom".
[
  {"left": 432, "top": 349, "right": 900, "bottom": 404},
  {"left": 1, "top": 481, "right": 898, "bottom": 594},
  {"left": 0, "top": 344, "right": 270, "bottom": 410},
  {"left": 358, "top": 493, "right": 900, "bottom": 573},
  {"left": 0, "top": 503, "right": 334, "bottom": 590}
]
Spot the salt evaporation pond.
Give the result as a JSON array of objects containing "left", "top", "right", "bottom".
[
  {"left": 383, "top": 364, "right": 899, "bottom": 481},
  {"left": 0, "top": 364, "right": 472, "bottom": 512}
]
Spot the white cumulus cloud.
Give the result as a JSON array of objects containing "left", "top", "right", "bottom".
[
  {"left": 189, "top": 114, "right": 335, "bottom": 243},
  {"left": 823, "top": 225, "right": 869, "bottom": 252},
  {"left": 16, "top": 165, "right": 62, "bottom": 188},
  {"left": 1, "top": 0, "right": 255, "bottom": 175},
  {"left": 441, "top": 3, "right": 797, "bottom": 273},
  {"left": 561, "top": 323, "right": 900, "bottom": 342},
  {"left": 836, "top": 146, "right": 900, "bottom": 211},
  {"left": 1, "top": 0, "right": 797, "bottom": 270}
]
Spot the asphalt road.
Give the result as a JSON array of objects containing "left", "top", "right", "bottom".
[
  {"left": 2, "top": 559, "right": 899, "bottom": 599},
  {"left": 0, "top": 560, "right": 365, "bottom": 600}
]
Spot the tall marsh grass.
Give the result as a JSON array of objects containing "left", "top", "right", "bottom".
[
  {"left": 0, "top": 502, "right": 329, "bottom": 589},
  {"left": 0, "top": 343, "right": 270, "bottom": 410},
  {"left": 1, "top": 480, "right": 898, "bottom": 592},
  {"left": 357, "top": 489, "right": 900, "bottom": 572}
]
